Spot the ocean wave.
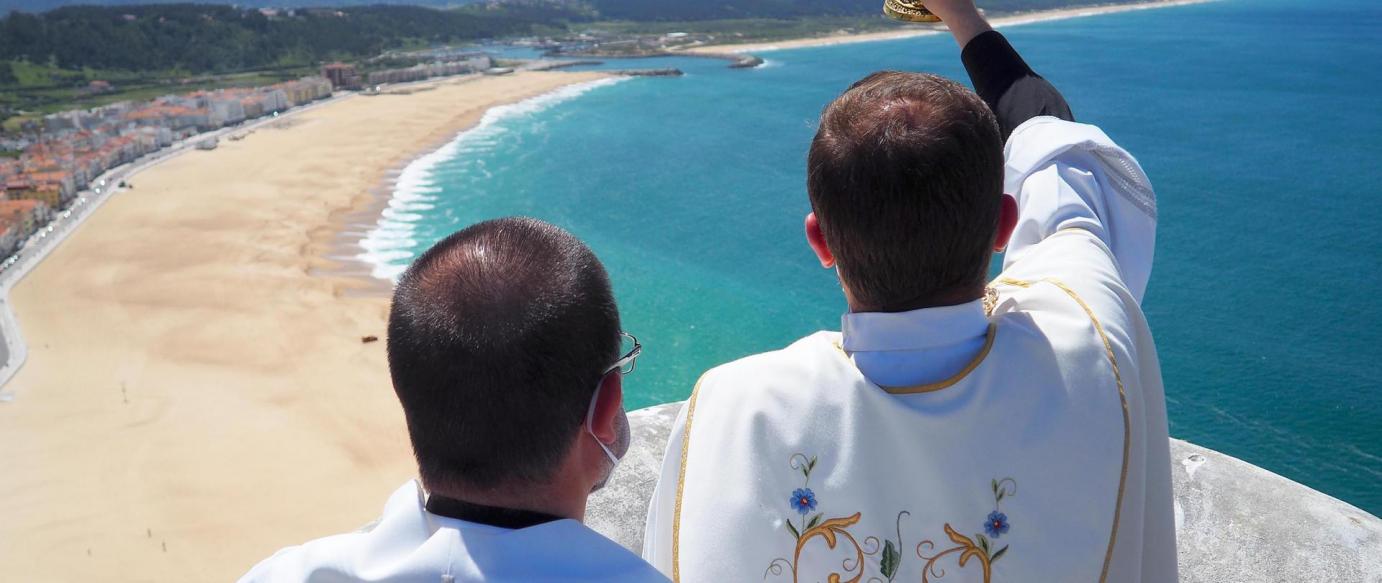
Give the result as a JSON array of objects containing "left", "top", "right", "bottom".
[
  {"left": 393, "top": 202, "right": 435, "bottom": 212},
  {"left": 356, "top": 76, "right": 629, "bottom": 281}
]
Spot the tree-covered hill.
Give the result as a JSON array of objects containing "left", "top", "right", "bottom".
[
  {"left": 0, "top": 0, "right": 474, "bottom": 12},
  {"left": 0, "top": 0, "right": 1127, "bottom": 76},
  {"left": 0, "top": 3, "right": 586, "bottom": 73}
]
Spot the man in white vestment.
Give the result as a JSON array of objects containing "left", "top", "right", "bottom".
[
  {"left": 643, "top": 1, "right": 1175, "bottom": 581},
  {"left": 243, "top": 218, "right": 668, "bottom": 582}
]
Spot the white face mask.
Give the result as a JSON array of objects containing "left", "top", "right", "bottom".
[
  {"left": 587, "top": 332, "right": 638, "bottom": 490},
  {"left": 585, "top": 380, "right": 622, "bottom": 470}
]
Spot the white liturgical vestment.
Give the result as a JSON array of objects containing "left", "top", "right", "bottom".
[
  {"left": 242, "top": 480, "right": 669, "bottom": 582},
  {"left": 643, "top": 117, "right": 1175, "bottom": 583}
]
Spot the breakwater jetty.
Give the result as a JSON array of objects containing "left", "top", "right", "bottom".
[
  {"left": 682, "top": 51, "right": 765, "bottom": 68},
  {"left": 611, "top": 69, "right": 684, "bottom": 77},
  {"left": 523, "top": 59, "right": 685, "bottom": 77},
  {"left": 588, "top": 402, "right": 1382, "bottom": 582},
  {"left": 552, "top": 50, "right": 764, "bottom": 69},
  {"left": 526, "top": 59, "right": 605, "bottom": 71}
]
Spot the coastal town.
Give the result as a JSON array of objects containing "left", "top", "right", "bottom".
[
  {"left": 0, "top": 51, "right": 496, "bottom": 267},
  {"left": 0, "top": 77, "right": 334, "bottom": 264}
]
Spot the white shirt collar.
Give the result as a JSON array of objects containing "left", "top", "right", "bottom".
[
  {"left": 841, "top": 298, "right": 990, "bottom": 353},
  {"left": 241, "top": 480, "right": 670, "bottom": 581}
]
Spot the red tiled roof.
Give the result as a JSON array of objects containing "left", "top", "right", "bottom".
[{"left": 0, "top": 199, "right": 43, "bottom": 213}]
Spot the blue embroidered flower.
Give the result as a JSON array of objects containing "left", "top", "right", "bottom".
[
  {"left": 790, "top": 488, "right": 817, "bottom": 515},
  {"left": 985, "top": 511, "right": 1010, "bottom": 538}
]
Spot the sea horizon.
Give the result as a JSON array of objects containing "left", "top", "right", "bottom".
[{"left": 354, "top": 0, "right": 1382, "bottom": 516}]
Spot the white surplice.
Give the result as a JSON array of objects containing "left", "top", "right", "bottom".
[
  {"left": 643, "top": 117, "right": 1175, "bottom": 583},
  {"left": 241, "top": 480, "right": 669, "bottom": 583}
]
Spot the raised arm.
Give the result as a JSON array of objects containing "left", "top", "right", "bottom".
[
  {"left": 926, "top": 0, "right": 1074, "bottom": 139},
  {"left": 927, "top": 0, "right": 1157, "bottom": 301}
]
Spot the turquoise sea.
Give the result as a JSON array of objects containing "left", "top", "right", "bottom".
[{"left": 361, "top": 0, "right": 1382, "bottom": 514}]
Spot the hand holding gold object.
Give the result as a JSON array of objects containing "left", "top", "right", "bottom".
[{"left": 883, "top": 0, "right": 941, "bottom": 22}]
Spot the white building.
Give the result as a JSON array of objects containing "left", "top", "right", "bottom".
[{"left": 207, "top": 98, "right": 247, "bottom": 127}]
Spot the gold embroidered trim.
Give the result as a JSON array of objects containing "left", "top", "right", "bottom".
[
  {"left": 998, "top": 278, "right": 1034, "bottom": 289},
  {"left": 877, "top": 323, "right": 998, "bottom": 394},
  {"left": 997, "top": 277, "right": 1131, "bottom": 583},
  {"left": 828, "top": 317, "right": 999, "bottom": 395},
  {"left": 671, "top": 376, "right": 705, "bottom": 583},
  {"left": 1056, "top": 226, "right": 1096, "bottom": 237}
]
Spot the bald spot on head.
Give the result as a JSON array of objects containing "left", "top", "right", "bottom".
[
  {"left": 404, "top": 219, "right": 588, "bottom": 347},
  {"left": 387, "top": 217, "right": 621, "bottom": 491}
]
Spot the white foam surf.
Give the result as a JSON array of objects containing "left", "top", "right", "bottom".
[{"left": 356, "top": 77, "right": 629, "bottom": 281}]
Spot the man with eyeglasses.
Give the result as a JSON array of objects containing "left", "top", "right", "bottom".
[{"left": 241, "top": 217, "right": 666, "bottom": 582}]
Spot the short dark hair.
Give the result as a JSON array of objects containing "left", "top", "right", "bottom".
[
  {"left": 387, "top": 217, "right": 621, "bottom": 491},
  {"left": 807, "top": 71, "right": 1004, "bottom": 311}
]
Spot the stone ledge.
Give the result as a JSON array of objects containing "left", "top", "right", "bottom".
[{"left": 587, "top": 402, "right": 1382, "bottom": 582}]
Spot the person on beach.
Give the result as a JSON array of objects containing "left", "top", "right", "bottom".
[
  {"left": 642, "top": 1, "right": 1175, "bottom": 581},
  {"left": 242, "top": 217, "right": 667, "bottom": 582}
]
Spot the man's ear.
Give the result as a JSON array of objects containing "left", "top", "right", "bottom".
[
  {"left": 994, "top": 195, "right": 1019, "bottom": 252},
  {"left": 590, "top": 373, "right": 623, "bottom": 444},
  {"left": 805, "top": 212, "right": 835, "bottom": 268}
]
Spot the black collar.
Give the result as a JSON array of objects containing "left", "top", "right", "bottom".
[{"left": 424, "top": 495, "right": 565, "bottom": 530}]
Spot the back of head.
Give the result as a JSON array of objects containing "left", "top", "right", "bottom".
[
  {"left": 808, "top": 71, "right": 1004, "bottom": 312},
  {"left": 387, "top": 217, "right": 620, "bottom": 492}
]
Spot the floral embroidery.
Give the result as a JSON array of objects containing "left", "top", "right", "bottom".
[
  {"left": 917, "top": 478, "right": 1018, "bottom": 582},
  {"left": 766, "top": 454, "right": 872, "bottom": 583},
  {"left": 791, "top": 488, "right": 818, "bottom": 515},
  {"left": 984, "top": 511, "right": 1010, "bottom": 538},
  {"left": 785, "top": 454, "right": 821, "bottom": 538},
  {"left": 764, "top": 454, "right": 1017, "bottom": 583}
]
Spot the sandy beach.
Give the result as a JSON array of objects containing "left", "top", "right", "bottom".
[
  {"left": 0, "top": 70, "right": 608, "bottom": 581},
  {"left": 688, "top": 0, "right": 1217, "bottom": 54}
]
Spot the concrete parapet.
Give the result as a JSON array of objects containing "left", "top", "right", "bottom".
[
  {"left": 587, "top": 402, "right": 1382, "bottom": 581},
  {"left": 1170, "top": 439, "right": 1382, "bottom": 581}
]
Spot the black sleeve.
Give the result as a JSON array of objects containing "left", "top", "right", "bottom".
[{"left": 960, "top": 30, "right": 1074, "bottom": 139}]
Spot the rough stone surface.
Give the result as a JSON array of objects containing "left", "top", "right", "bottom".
[
  {"left": 588, "top": 402, "right": 1382, "bottom": 581},
  {"left": 585, "top": 403, "right": 679, "bottom": 552},
  {"left": 1170, "top": 439, "right": 1382, "bottom": 582}
]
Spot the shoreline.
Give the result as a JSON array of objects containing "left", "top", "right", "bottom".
[
  {"left": 346, "top": 76, "right": 628, "bottom": 285},
  {"left": 311, "top": 74, "right": 507, "bottom": 296},
  {"left": 686, "top": 0, "right": 1219, "bottom": 54},
  {"left": 0, "top": 69, "right": 610, "bottom": 581}
]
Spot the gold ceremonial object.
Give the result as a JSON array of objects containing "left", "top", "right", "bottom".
[{"left": 883, "top": 0, "right": 941, "bottom": 22}]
